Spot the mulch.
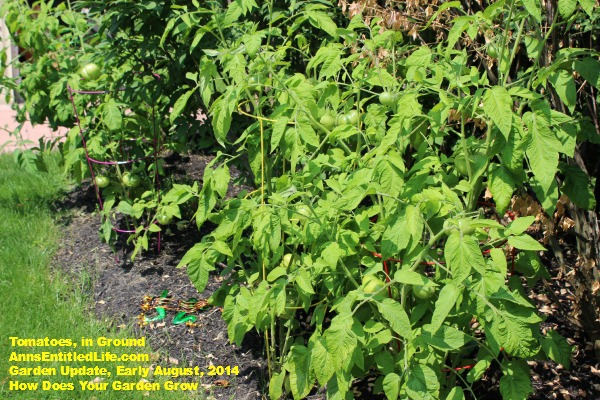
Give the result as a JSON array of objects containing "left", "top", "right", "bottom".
[{"left": 51, "top": 153, "right": 600, "bottom": 400}]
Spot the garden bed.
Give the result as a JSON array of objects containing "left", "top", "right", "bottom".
[{"left": 51, "top": 156, "right": 600, "bottom": 400}]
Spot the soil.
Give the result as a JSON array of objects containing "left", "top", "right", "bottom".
[{"left": 52, "top": 153, "right": 600, "bottom": 400}]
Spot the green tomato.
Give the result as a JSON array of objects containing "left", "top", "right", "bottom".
[
  {"left": 457, "top": 218, "right": 476, "bottom": 235},
  {"left": 296, "top": 205, "right": 311, "bottom": 220},
  {"left": 487, "top": 44, "right": 498, "bottom": 59},
  {"left": 95, "top": 175, "right": 110, "bottom": 188},
  {"left": 81, "top": 63, "right": 101, "bottom": 81},
  {"left": 336, "top": 114, "right": 350, "bottom": 126},
  {"left": 319, "top": 114, "right": 336, "bottom": 130},
  {"left": 157, "top": 214, "right": 172, "bottom": 225},
  {"left": 346, "top": 110, "right": 360, "bottom": 125},
  {"left": 413, "top": 284, "right": 435, "bottom": 299},
  {"left": 363, "top": 274, "right": 385, "bottom": 295},
  {"left": 248, "top": 75, "right": 261, "bottom": 93},
  {"left": 454, "top": 154, "right": 470, "bottom": 176},
  {"left": 122, "top": 173, "right": 142, "bottom": 188},
  {"left": 443, "top": 218, "right": 459, "bottom": 235},
  {"left": 379, "top": 92, "right": 396, "bottom": 107}
]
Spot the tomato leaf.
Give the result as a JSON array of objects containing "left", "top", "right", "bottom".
[
  {"left": 383, "top": 373, "right": 401, "bottom": 400},
  {"left": 444, "top": 233, "right": 486, "bottom": 282},
  {"left": 430, "top": 283, "right": 459, "bottom": 334},
  {"left": 539, "top": 330, "right": 573, "bottom": 368},
  {"left": 483, "top": 86, "right": 513, "bottom": 140},
  {"left": 170, "top": 88, "right": 196, "bottom": 124},
  {"left": 405, "top": 364, "right": 440, "bottom": 400},
  {"left": 376, "top": 299, "right": 413, "bottom": 341},
  {"left": 507, "top": 234, "right": 546, "bottom": 251},
  {"left": 499, "top": 360, "right": 533, "bottom": 400}
]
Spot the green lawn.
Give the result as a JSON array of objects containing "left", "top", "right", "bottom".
[{"left": 0, "top": 153, "right": 198, "bottom": 400}]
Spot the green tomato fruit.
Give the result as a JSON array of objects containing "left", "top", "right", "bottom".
[
  {"left": 379, "top": 92, "right": 396, "bottom": 107},
  {"left": 346, "top": 110, "right": 360, "bottom": 125},
  {"left": 363, "top": 274, "right": 386, "bottom": 295},
  {"left": 413, "top": 284, "right": 435, "bottom": 299},
  {"left": 81, "top": 63, "right": 101, "bottom": 81},
  {"left": 320, "top": 114, "right": 336, "bottom": 130},
  {"left": 95, "top": 175, "right": 110, "bottom": 188},
  {"left": 248, "top": 75, "right": 261, "bottom": 93},
  {"left": 443, "top": 218, "right": 459, "bottom": 235},
  {"left": 457, "top": 218, "right": 476, "bottom": 235},
  {"left": 296, "top": 205, "right": 311, "bottom": 220},
  {"left": 454, "top": 154, "right": 470, "bottom": 176},
  {"left": 336, "top": 114, "right": 349, "bottom": 126},
  {"left": 487, "top": 44, "right": 498, "bottom": 59},
  {"left": 157, "top": 214, "right": 172, "bottom": 225},
  {"left": 122, "top": 173, "right": 142, "bottom": 188}
]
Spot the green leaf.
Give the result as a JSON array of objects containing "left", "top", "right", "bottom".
[
  {"left": 271, "top": 116, "right": 289, "bottom": 151},
  {"left": 505, "top": 216, "right": 536, "bottom": 235},
  {"left": 483, "top": 86, "right": 513, "bottom": 140},
  {"left": 446, "top": 387, "right": 465, "bottom": 400},
  {"left": 507, "top": 234, "right": 546, "bottom": 251},
  {"left": 311, "top": 336, "right": 336, "bottom": 386},
  {"left": 486, "top": 309, "right": 540, "bottom": 358},
  {"left": 406, "top": 46, "right": 432, "bottom": 68},
  {"left": 522, "top": 0, "right": 542, "bottom": 23},
  {"left": 383, "top": 373, "right": 400, "bottom": 400},
  {"left": 393, "top": 270, "right": 431, "bottom": 286},
  {"left": 269, "top": 371, "right": 285, "bottom": 400},
  {"left": 578, "top": 0, "right": 596, "bottom": 17},
  {"left": 376, "top": 299, "right": 413, "bottom": 341},
  {"left": 381, "top": 208, "right": 410, "bottom": 259},
  {"left": 211, "top": 240, "right": 233, "bottom": 257},
  {"left": 405, "top": 364, "right": 440, "bottom": 400},
  {"left": 574, "top": 58, "right": 600, "bottom": 90},
  {"left": 558, "top": 0, "right": 577, "bottom": 18},
  {"left": 419, "top": 324, "right": 470, "bottom": 351},
  {"left": 430, "top": 283, "right": 459, "bottom": 334},
  {"left": 540, "top": 330, "right": 573, "bottom": 368},
  {"left": 523, "top": 111, "right": 561, "bottom": 193},
  {"left": 307, "top": 43, "right": 343, "bottom": 80},
  {"left": 170, "top": 88, "right": 196, "bottom": 124},
  {"left": 515, "top": 251, "right": 550, "bottom": 281},
  {"left": 489, "top": 165, "right": 515, "bottom": 214},
  {"left": 102, "top": 99, "right": 122, "bottom": 131},
  {"left": 560, "top": 164, "right": 596, "bottom": 210},
  {"left": 467, "top": 358, "right": 491, "bottom": 383},
  {"left": 499, "top": 360, "right": 533, "bottom": 400},
  {"left": 307, "top": 11, "right": 338, "bottom": 38},
  {"left": 295, "top": 269, "right": 315, "bottom": 295},
  {"left": 324, "top": 316, "right": 358, "bottom": 370},
  {"left": 287, "top": 344, "right": 314, "bottom": 399},
  {"left": 548, "top": 70, "right": 576, "bottom": 113},
  {"left": 444, "top": 233, "right": 486, "bottom": 282}
]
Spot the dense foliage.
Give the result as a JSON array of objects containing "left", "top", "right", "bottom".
[{"left": 2, "top": 0, "right": 599, "bottom": 399}]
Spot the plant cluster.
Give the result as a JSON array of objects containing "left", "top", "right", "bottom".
[{"left": 2, "top": 0, "right": 599, "bottom": 399}]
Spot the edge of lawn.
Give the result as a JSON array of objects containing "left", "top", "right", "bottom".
[{"left": 0, "top": 152, "right": 203, "bottom": 400}]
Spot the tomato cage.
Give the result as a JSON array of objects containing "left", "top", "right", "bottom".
[{"left": 67, "top": 80, "right": 164, "bottom": 258}]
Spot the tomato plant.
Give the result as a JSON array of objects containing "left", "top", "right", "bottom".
[{"left": 13, "top": 0, "right": 598, "bottom": 398}]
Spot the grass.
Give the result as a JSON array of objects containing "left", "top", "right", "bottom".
[{"left": 0, "top": 152, "right": 198, "bottom": 400}]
